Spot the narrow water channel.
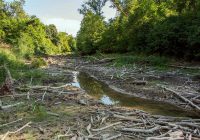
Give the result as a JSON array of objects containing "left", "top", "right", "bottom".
[{"left": 75, "top": 72, "right": 197, "bottom": 117}]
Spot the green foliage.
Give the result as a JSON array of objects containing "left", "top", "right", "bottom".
[
  {"left": 0, "top": 47, "right": 46, "bottom": 85},
  {"left": 100, "top": 17, "right": 128, "bottom": 53},
  {"left": 0, "top": 48, "right": 26, "bottom": 83},
  {"left": 147, "top": 14, "right": 200, "bottom": 60},
  {"left": 77, "top": 0, "right": 200, "bottom": 61},
  {"left": 58, "top": 32, "right": 71, "bottom": 53},
  {"left": 46, "top": 24, "right": 59, "bottom": 45},
  {"left": 114, "top": 54, "right": 169, "bottom": 67},
  {"left": 68, "top": 35, "right": 77, "bottom": 52},
  {"left": 76, "top": 12, "right": 106, "bottom": 55},
  {"left": 30, "top": 57, "right": 47, "bottom": 68},
  {"left": 0, "top": 0, "right": 75, "bottom": 57},
  {"left": 32, "top": 104, "right": 48, "bottom": 122},
  {"left": 78, "top": 0, "right": 107, "bottom": 16}
]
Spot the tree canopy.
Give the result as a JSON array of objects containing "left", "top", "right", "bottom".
[
  {"left": 0, "top": 0, "right": 75, "bottom": 57},
  {"left": 76, "top": 0, "right": 200, "bottom": 60}
]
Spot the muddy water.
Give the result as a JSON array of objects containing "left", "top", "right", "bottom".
[{"left": 75, "top": 72, "right": 199, "bottom": 117}]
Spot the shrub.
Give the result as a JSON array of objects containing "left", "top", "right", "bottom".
[{"left": 30, "top": 58, "right": 47, "bottom": 68}]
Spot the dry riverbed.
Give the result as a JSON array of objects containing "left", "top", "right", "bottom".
[
  {"left": 62, "top": 56, "right": 200, "bottom": 114},
  {"left": 0, "top": 56, "right": 200, "bottom": 140}
]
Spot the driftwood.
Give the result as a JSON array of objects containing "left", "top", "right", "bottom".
[
  {"left": 121, "top": 126, "right": 170, "bottom": 133},
  {"left": 159, "top": 85, "right": 200, "bottom": 112},
  {"left": 86, "top": 124, "right": 92, "bottom": 135},
  {"left": 113, "top": 114, "right": 143, "bottom": 122},
  {"left": 56, "top": 128, "right": 73, "bottom": 140},
  {"left": 176, "top": 122, "right": 200, "bottom": 129},
  {"left": 0, "top": 102, "right": 24, "bottom": 110},
  {"left": 1, "top": 122, "right": 32, "bottom": 140},
  {"left": 0, "top": 118, "right": 23, "bottom": 128},
  {"left": 91, "top": 122, "right": 121, "bottom": 132},
  {"left": 47, "top": 111, "right": 59, "bottom": 117},
  {"left": 105, "top": 133, "right": 122, "bottom": 140},
  {"left": 168, "top": 65, "right": 200, "bottom": 70}
]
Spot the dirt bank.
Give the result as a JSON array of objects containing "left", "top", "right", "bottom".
[
  {"left": 0, "top": 56, "right": 200, "bottom": 139},
  {"left": 52, "top": 56, "right": 200, "bottom": 115}
]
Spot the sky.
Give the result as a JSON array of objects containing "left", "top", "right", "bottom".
[{"left": 6, "top": 0, "right": 116, "bottom": 36}]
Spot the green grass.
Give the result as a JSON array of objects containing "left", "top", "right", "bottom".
[
  {"left": 32, "top": 104, "right": 48, "bottom": 122},
  {"left": 84, "top": 53, "right": 172, "bottom": 70},
  {"left": 30, "top": 57, "right": 47, "bottom": 68},
  {"left": 0, "top": 48, "right": 46, "bottom": 85},
  {"left": 107, "top": 53, "right": 170, "bottom": 68}
]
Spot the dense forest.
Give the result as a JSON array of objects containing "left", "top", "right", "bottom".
[
  {"left": 0, "top": 0, "right": 76, "bottom": 59},
  {"left": 76, "top": 0, "right": 200, "bottom": 61}
]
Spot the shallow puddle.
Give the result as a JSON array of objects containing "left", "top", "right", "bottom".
[{"left": 76, "top": 72, "right": 197, "bottom": 117}]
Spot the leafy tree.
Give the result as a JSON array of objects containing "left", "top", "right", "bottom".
[
  {"left": 100, "top": 17, "right": 128, "bottom": 53},
  {"left": 77, "top": 0, "right": 200, "bottom": 60},
  {"left": 76, "top": 12, "right": 106, "bottom": 54},
  {"left": 8, "top": 0, "right": 26, "bottom": 18},
  {"left": 58, "top": 32, "right": 71, "bottom": 53},
  {"left": 78, "top": 0, "right": 107, "bottom": 16},
  {"left": 46, "top": 24, "right": 59, "bottom": 46},
  {"left": 67, "top": 35, "right": 76, "bottom": 52},
  {"left": 0, "top": 0, "right": 74, "bottom": 57}
]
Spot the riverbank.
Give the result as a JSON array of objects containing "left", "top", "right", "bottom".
[
  {"left": 54, "top": 55, "right": 200, "bottom": 115},
  {"left": 0, "top": 55, "right": 200, "bottom": 139}
]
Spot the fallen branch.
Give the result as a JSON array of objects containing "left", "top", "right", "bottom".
[
  {"left": 113, "top": 114, "right": 143, "bottom": 122},
  {"left": 159, "top": 85, "right": 200, "bottom": 112},
  {"left": 167, "top": 65, "right": 200, "bottom": 70},
  {"left": 0, "top": 102, "right": 24, "bottom": 110},
  {"left": 47, "top": 111, "right": 59, "bottom": 117},
  {"left": 91, "top": 122, "right": 121, "bottom": 132},
  {"left": 121, "top": 126, "right": 170, "bottom": 134},
  {"left": 176, "top": 122, "right": 200, "bottom": 129},
  {"left": 146, "top": 130, "right": 173, "bottom": 140},
  {"left": 0, "top": 118, "right": 23, "bottom": 128},
  {"left": 1, "top": 122, "right": 32, "bottom": 140},
  {"left": 105, "top": 133, "right": 122, "bottom": 140}
]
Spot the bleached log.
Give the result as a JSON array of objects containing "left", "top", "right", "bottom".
[
  {"left": 0, "top": 102, "right": 24, "bottom": 110},
  {"left": 86, "top": 124, "right": 92, "bottom": 135},
  {"left": 113, "top": 114, "right": 143, "bottom": 122},
  {"left": 167, "top": 65, "right": 200, "bottom": 70},
  {"left": 122, "top": 126, "right": 170, "bottom": 134},
  {"left": 159, "top": 85, "right": 200, "bottom": 112},
  {"left": 176, "top": 122, "right": 200, "bottom": 129},
  {"left": 105, "top": 133, "right": 122, "bottom": 140},
  {"left": 0, "top": 118, "right": 23, "bottom": 128},
  {"left": 91, "top": 122, "right": 121, "bottom": 132},
  {"left": 1, "top": 122, "right": 31, "bottom": 140},
  {"left": 47, "top": 111, "right": 59, "bottom": 117}
]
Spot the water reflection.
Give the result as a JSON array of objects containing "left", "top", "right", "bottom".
[{"left": 78, "top": 72, "right": 197, "bottom": 117}]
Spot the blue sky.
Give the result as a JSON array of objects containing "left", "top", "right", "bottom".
[{"left": 6, "top": 0, "right": 116, "bottom": 36}]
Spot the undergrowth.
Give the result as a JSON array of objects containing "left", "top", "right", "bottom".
[{"left": 0, "top": 48, "right": 46, "bottom": 85}]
